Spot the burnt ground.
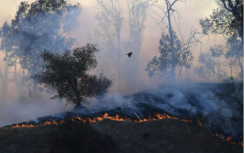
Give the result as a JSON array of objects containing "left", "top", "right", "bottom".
[
  {"left": 0, "top": 118, "right": 243, "bottom": 153},
  {"left": 92, "top": 119, "right": 243, "bottom": 153}
]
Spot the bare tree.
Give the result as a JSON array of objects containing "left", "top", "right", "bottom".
[
  {"left": 150, "top": 0, "right": 202, "bottom": 82},
  {"left": 210, "top": 45, "right": 224, "bottom": 82},
  {"left": 125, "top": 0, "right": 150, "bottom": 81},
  {"left": 95, "top": 0, "right": 123, "bottom": 92}
]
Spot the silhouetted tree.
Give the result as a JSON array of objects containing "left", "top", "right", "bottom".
[
  {"left": 200, "top": 0, "right": 243, "bottom": 40},
  {"left": 0, "top": 0, "right": 82, "bottom": 100},
  {"left": 32, "top": 44, "right": 112, "bottom": 108},
  {"left": 225, "top": 34, "right": 243, "bottom": 75},
  {"left": 151, "top": 0, "right": 202, "bottom": 82},
  {"left": 9, "top": 0, "right": 81, "bottom": 74},
  {"left": 146, "top": 32, "right": 193, "bottom": 82},
  {"left": 210, "top": 45, "right": 224, "bottom": 81},
  {"left": 194, "top": 46, "right": 228, "bottom": 82},
  {"left": 200, "top": 0, "right": 243, "bottom": 75},
  {"left": 208, "top": 77, "right": 243, "bottom": 123},
  {"left": 194, "top": 52, "right": 217, "bottom": 81}
]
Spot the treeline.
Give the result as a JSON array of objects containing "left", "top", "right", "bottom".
[{"left": 0, "top": 0, "right": 243, "bottom": 109}]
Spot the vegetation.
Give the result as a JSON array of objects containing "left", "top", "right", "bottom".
[
  {"left": 208, "top": 77, "right": 243, "bottom": 122},
  {"left": 0, "top": 0, "right": 82, "bottom": 102},
  {"left": 200, "top": 0, "right": 243, "bottom": 75},
  {"left": 32, "top": 44, "right": 112, "bottom": 108},
  {"left": 146, "top": 32, "right": 193, "bottom": 82},
  {"left": 0, "top": 120, "right": 117, "bottom": 153},
  {"left": 0, "top": 119, "right": 242, "bottom": 153}
]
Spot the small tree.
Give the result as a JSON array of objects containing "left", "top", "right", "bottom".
[
  {"left": 208, "top": 76, "right": 243, "bottom": 124},
  {"left": 32, "top": 44, "right": 112, "bottom": 108},
  {"left": 145, "top": 32, "right": 193, "bottom": 82}
]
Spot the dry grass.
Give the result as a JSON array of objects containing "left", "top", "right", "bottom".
[
  {"left": 91, "top": 119, "right": 243, "bottom": 153},
  {"left": 0, "top": 118, "right": 243, "bottom": 153},
  {"left": 0, "top": 120, "right": 116, "bottom": 153}
]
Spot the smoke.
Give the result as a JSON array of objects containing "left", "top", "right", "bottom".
[
  {"left": 0, "top": 99, "right": 73, "bottom": 127},
  {"left": 86, "top": 83, "right": 217, "bottom": 116},
  {"left": 0, "top": 1, "right": 242, "bottom": 141}
]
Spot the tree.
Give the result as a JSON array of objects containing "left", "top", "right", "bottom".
[
  {"left": 95, "top": 0, "right": 123, "bottom": 92},
  {"left": 225, "top": 34, "right": 243, "bottom": 75},
  {"left": 200, "top": 0, "right": 243, "bottom": 75},
  {"left": 200, "top": 0, "right": 243, "bottom": 40},
  {"left": 0, "top": 21, "right": 23, "bottom": 101},
  {"left": 96, "top": 70, "right": 113, "bottom": 102},
  {"left": 125, "top": 0, "right": 150, "bottom": 81},
  {"left": 32, "top": 44, "right": 113, "bottom": 108},
  {"left": 150, "top": 0, "right": 202, "bottom": 82},
  {"left": 194, "top": 48, "right": 227, "bottom": 82},
  {"left": 145, "top": 32, "right": 193, "bottom": 82},
  {"left": 8, "top": 0, "right": 81, "bottom": 75},
  {"left": 194, "top": 52, "right": 217, "bottom": 82},
  {"left": 208, "top": 77, "right": 243, "bottom": 124},
  {"left": 210, "top": 45, "right": 224, "bottom": 81},
  {"left": 0, "top": 0, "right": 81, "bottom": 101}
]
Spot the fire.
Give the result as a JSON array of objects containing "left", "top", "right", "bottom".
[
  {"left": 197, "top": 120, "right": 202, "bottom": 126},
  {"left": 12, "top": 124, "right": 39, "bottom": 128},
  {"left": 214, "top": 133, "right": 243, "bottom": 146},
  {"left": 1, "top": 112, "right": 243, "bottom": 147}
]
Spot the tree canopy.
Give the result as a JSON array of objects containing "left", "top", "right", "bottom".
[
  {"left": 200, "top": 0, "right": 243, "bottom": 39},
  {"left": 1, "top": 0, "right": 81, "bottom": 75},
  {"left": 32, "top": 44, "right": 112, "bottom": 108},
  {"left": 146, "top": 32, "right": 193, "bottom": 82}
]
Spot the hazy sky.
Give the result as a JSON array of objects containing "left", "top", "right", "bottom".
[{"left": 0, "top": 0, "right": 228, "bottom": 95}]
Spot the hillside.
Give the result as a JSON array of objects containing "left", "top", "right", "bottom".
[{"left": 0, "top": 118, "right": 242, "bottom": 153}]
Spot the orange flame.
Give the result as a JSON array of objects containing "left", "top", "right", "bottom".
[
  {"left": 2, "top": 112, "right": 242, "bottom": 147},
  {"left": 197, "top": 120, "right": 202, "bottom": 126}
]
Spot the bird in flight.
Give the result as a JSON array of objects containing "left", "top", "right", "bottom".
[{"left": 126, "top": 52, "right": 133, "bottom": 57}]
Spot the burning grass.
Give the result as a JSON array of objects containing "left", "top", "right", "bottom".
[
  {"left": 0, "top": 120, "right": 116, "bottom": 153},
  {"left": 0, "top": 117, "right": 243, "bottom": 153},
  {"left": 2, "top": 112, "right": 243, "bottom": 146},
  {"left": 92, "top": 119, "right": 243, "bottom": 153}
]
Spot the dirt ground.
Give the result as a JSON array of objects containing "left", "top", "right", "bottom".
[
  {"left": 91, "top": 119, "right": 243, "bottom": 153},
  {"left": 0, "top": 118, "right": 243, "bottom": 153}
]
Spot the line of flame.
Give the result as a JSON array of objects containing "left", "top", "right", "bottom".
[{"left": 2, "top": 113, "right": 243, "bottom": 146}]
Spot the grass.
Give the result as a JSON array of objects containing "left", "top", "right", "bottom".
[
  {"left": 0, "top": 118, "right": 243, "bottom": 153},
  {"left": 0, "top": 119, "right": 116, "bottom": 153}
]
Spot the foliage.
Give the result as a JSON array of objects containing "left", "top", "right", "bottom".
[
  {"left": 146, "top": 32, "right": 193, "bottom": 82},
  {"left": 208, "top": 77, "right": 243, "bottom": 122},
  {"left": 199, "top": 0, "right": 243, "bottom": 76},
  {"left": 194, "top": 47, "right": 227, "bottom": 82},
  {"left": 200, "top": 0, "right": 243, "bottom": 39},
  {"left": 32, "top": 44, "right": 112, "bottom": 108},
  {"left": 1, "top": 0, "right": 81, "bottom": 75},
  {"left": 0, "top": 0, "right": 82, "bottom": 100}
]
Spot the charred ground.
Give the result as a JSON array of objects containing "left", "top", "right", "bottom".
[{"left": 0, "top": 118, "right": 242, "bottom": 153}]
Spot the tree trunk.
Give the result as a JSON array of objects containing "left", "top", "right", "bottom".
[
  {"left": 185, "top": 67, "right": 189, "bottom": 82},
  {"left": 14, "top": 58, "right": 21, "bottom": 98},
  {"left": 117, "top": 30, "right": 121, "bottom": 93},
  {"left": 68, "top": 79, "right": 81, "bottom": 108},
  {"left": 167, "top": 8, "right": 176, "bottom": 82},
  {"left": 230, "top": 65, "right": 232, "bottom": 77},
  {"left": 2, "top": 53, "right": 9, "bottom": 101},
  {"left": 237, "top": 54, "right": 243, "bottom": 76}
]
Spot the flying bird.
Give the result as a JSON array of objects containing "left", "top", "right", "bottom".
[{"left": 126, "top": 52, "right": 133, "bottom": 57}]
